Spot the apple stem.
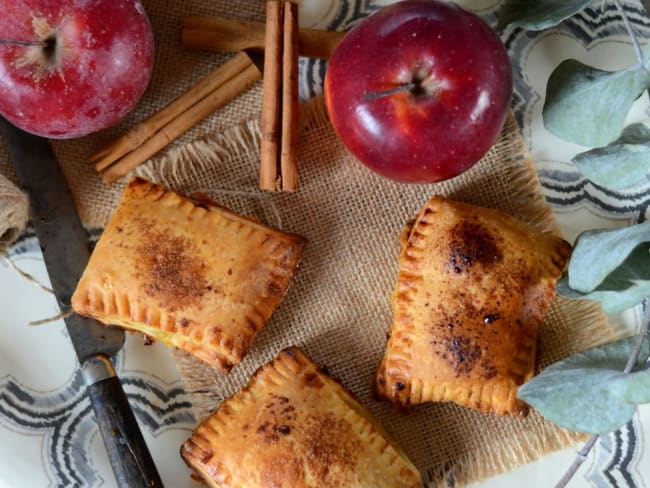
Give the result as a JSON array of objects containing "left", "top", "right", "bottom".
[
  {"left": 364, "top": 83, "right": 417, "bottom": 101},
  {"left": 0, "top": 38, "right": 47, "bottom": 47}
]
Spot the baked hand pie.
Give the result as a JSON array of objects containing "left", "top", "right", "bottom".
[
  {"left": 374, "top": 196, "right": 571, "bottom": 415},
  {"left": 181, "top": 347, "right": 421, "bottom": 487},
  {"left": 71, "top": 177, "right": 305, "bottom": 371}
]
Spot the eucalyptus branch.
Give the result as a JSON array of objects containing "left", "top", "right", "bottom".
[
  {"left": 554, "top": 434, "right": 600, "bottom": 488},
  {"left": 623, "top": 298, "right": 650, "bottom": 373},
  {"left": 555, "top": 298, "right": 650, "bottom": 488},
  {"left": 612, "top": 0, "right": 645, "bottom": 66}
]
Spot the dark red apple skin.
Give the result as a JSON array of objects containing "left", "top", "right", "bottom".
[
  {"left": 324, "top": 0, "right": 512, "bottom": 183},
  {"left": 0, "top": 0, "right": 154, "bottom": 139}
]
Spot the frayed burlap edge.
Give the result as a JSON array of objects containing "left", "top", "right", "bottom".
[
  {"left": 134, "top": 119, "right": 262, "bottom": 190},
  {"left": 130, "top": 100, "right": 321, "bottom": 189},
  {"left": 143, "top": 98, "right": 609, "bottom": 487}
]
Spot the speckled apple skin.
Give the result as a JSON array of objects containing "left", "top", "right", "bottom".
[
  {"left": 325, "top": 0, "right": 512, "bottom": 183},
  {"left": 0, "top": 0, "right": 154, "bottom": 138}
]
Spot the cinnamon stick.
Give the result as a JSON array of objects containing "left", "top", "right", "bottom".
[
  {"left": 183, "top": 16, "right": 267, "bottom": 53},
  {"left": 259, "top": 1, "right": 284, "bottom": 191},
  {"left": 98, "top": 54, "right": 261, "bottom": 185},
  {"left": 298, "top": 27, "right": 344, "bottom": 60},
  {"left": 93, "top": 51, "right": 255, "bottom": 172},
  {"left": 182, "top": 15, "right": 344, "bottom": 60},
  {"left": 280, "top": 1, "right": 299, "bottom": 191}
]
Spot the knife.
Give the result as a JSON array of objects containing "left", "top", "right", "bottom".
[{"left": 0, "top": 117, "right": 164, "bottom": 488}]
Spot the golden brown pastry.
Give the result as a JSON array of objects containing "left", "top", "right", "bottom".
[
  {"left": 181, "top": 347, "right": 421, "bottom": 488},
  {"left": 374, "top": 195, "right": 570, "bottom": 415},
  {"left": 71, "top": 177, "right": 305, "bottom": 371}
]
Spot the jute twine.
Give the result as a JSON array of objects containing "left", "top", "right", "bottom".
[{"left": 0, "top": 174, "right": 28, "bottom": 252}]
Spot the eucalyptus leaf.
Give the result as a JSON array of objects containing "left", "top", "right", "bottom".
[
  {"left": 497, "top": 0, "right": 593, "bottom": 31},
  {"left": 557, "top": 274, "right": 650, "bottom": 314},
  {"left": 567, "top": 223, "right": 650, "bottom": 293},
  {"left": 518, "top": 336, "right": 650, "bottom": 434},
  {"left": 572, "top": 124, "right": 650, "bottom": 189},
  {"left": 559, "top": 243, "right": 650, "bottom": 313},
  {"left": 543, "top": 61, "right": 650, "bottom": 147},
  {"left": 611, "top": 367, "right": 650, "bottom": 404}
]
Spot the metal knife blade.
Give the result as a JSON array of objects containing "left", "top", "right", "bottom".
[
  {"left": 0, "top": 117, "right": 124, "bottom": 360},
  {"left": 0, "top": 117, "right": 163, "bottom": 488}
]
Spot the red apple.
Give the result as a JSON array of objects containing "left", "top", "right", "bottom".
[
  {"left": 324, "top": 0, "right": 512, "bottom": 183},
  {"left": 0, "top": 0, "right": 154, "bottom": 138}
]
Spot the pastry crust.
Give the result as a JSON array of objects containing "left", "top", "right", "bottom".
[
  {"left": 374, "top": 196, "right": 571, "bottom": 415},
  {"left": 181, "top": 347, "right": 422, "bottom": 487},
  {"left": 71, "top": 177, "right": 305, "bottom": 371}
]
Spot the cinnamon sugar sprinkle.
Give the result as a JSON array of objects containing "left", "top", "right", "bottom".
[
  {"left": 138, "top": 229, "right": 208, "bottom": 310},
  {"left": 303, "top": 413, "right": 360, "bottom": 483}
]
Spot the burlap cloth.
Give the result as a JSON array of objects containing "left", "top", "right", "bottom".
[{"left": 0, "top": 0, "right": 614, "bottom": 486}]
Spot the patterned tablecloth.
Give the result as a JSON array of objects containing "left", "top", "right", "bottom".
[{"left": 1, "top": 1, "right": 649, "bottom": 487}]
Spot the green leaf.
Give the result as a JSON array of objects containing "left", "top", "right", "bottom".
[
  {"left": 558, "top": 242, "right": 650, "bottom": 313},
  {"left": 518, "top": 336, "right": 650, "bottom": 433},
  {"left": 567, "top": 223, "right": 650, "bottom": 292},
  {"left": 543, "top": 61, "right": 650, "bottom": 147},
  {"left": 572, "top": 124, "right": 650, "bottom": 189},
  {"left": 557, "top": 273, "right": 650, "bottom": 314},
  {"left": 497, "top": 0, "right": 594, "bottom": 31},
  {"left": 611, "top": 367, "right": 650, "bottom": 404}
]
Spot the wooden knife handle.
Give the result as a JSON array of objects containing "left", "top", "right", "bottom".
[{"left": 84, "top": 356, "right": 164, "bottom": 488}]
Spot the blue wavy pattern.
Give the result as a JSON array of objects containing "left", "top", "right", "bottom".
[
  {"left": 0, "top": 364, "right": 195, "bottom": 487},
  {"left": 504, "top": 2, "right": 650, "bottom": 225}
]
